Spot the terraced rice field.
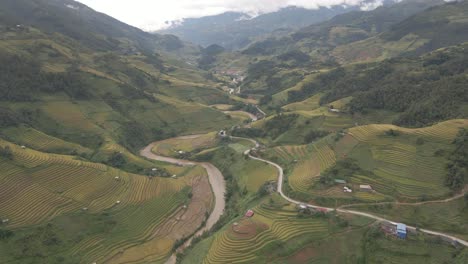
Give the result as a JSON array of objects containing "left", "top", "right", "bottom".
[
  {"left": 238, "top": 160, "right": 278, "bottom": 192},
  {"left": 202, "top": 204, "right": 329, "bottom": 263},
  {"left": 268, "top": 145, "right": 309, "bottom": 164},
  {"left": 0, "top": 139, "right": 209, "bottom": 263},
  {"left": 1, "top": 126, "right": 91, "bottom": 154},
  {"left": 346, "top": 119, "right": 468, "bottom": 200},
  {"left": 288, "top": 139, "right": 336, "bottom": 193},
  {"left": 276, "top": 119, "right": 467, "bottom": 201}
]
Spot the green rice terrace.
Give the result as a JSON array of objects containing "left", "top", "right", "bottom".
[{"left": 263, "top": 119, "right": 468, "bottom": 205}]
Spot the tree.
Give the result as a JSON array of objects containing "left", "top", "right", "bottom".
[
  {"left": 0, "top": 146, "right": 13, "bottom": 160},
  {"left": 106, "top": 152, "right": 126, "bottom": 168}
]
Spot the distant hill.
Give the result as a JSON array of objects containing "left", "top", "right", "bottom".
[
  {"left": 0, "top": 0, "right": 193, "bottom": 55},
  {"left": 287, "top": 43, "right": 468, "bottom": 127},
  {"left": 158, "top": 5, "right": 361, "bottom": 50},
  {"left": 334, "top": 0, "right": 468, "bottom": 63},
  {"left": 242, "top": 0, "right": 445, "bottom": 58}
]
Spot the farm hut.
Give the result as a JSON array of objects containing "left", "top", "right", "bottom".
[
  {"left": 2, "top": 219, "right": 9, "bottom": 224},
  {"left": 245, "top": 210, "right": 254, "bottom": 218},
  {"left": 219, "top": 130, "right": 227, "bottom": 137},
  {"left": 396, "top": 223, "right": 407, "bottom": 239},
  {"left": 359, "top": 185, "right": 373, "bottom": 192},
  {"left": 334, "top": 179, "right": 346, "bottom": 184},
  {"left": 317, "top": 208, "right": 328, "bottom": 213}
]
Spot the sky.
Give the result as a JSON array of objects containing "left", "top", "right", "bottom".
[{"left": 74, "top": 0, "right": 389, "bottom": 31}]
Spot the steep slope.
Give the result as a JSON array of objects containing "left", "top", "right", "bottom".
[
  {"left": 285, "top": 43, "right": 468, "bottom": 127},
  {"left": 334, "top": 0, "right": 468, "bottom": 63},
  {"left": 0, "top": 0, "right": 200, "bottom": 59}
]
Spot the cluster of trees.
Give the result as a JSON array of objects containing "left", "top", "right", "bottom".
[
  {"left": 0, "top": 52, "right": 92, "bottom": 101},
  {"left": 287, "top": 44, "right": 468, "bottom": 127},
  {"left": 319, "top": 159, "right": 364, "bottom": 186},
  {"left": 445, "top": 129, "right": 467, "bottom": 191},
  {"left": 0, "top": 146, "right": 13, "bottom": 160},
  {"left": 105, "top": 152, "right": 127, "bottom": 168},
  {"left": 233, "top": 114, "right": 299, "bottom": 140},
  {"left": 304, "top": 130, "right": 330, "bottom": 144}
]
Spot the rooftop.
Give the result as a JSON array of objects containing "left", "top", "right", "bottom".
[{"left": 397, "top": 223, "right": 407, "bottom": 232}]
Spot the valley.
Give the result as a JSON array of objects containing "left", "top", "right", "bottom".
[{"left": 0, "top": 0, "right": 467, "bottom": 263}]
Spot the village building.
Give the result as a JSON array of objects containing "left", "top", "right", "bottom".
[
  {"left": 334, "top": 179, "right": 346, "bottom": 184},
  {"left": 359, "top": 185, "right": 373, "bottom": 192},
  {"left": 397, "top": 223, "right": 407, "bottom": 239},
  {"left": 245, "top": 209, "right": 254, "bottom": 218}
]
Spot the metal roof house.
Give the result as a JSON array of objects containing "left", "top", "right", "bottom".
[
  {"left": 396, "top": 223, "right": 407, "bottom": 239},
  {"left": 245, "top": 210, "right": 254, "bottom": 218},
  {"left": 334, "top": 179, "right": 346, "bottom": 184}
]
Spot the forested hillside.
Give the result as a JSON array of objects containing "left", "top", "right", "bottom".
[{"left": 287, "top": 43, "right": 468, "bottom": 127}]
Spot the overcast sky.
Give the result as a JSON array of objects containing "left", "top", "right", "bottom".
[{"left": 74, "top": 0, "right": 388, "bottom": 31}]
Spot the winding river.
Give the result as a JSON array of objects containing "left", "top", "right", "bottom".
[{"left": 141, "top": 133, "right": 468, "bottom": 263}]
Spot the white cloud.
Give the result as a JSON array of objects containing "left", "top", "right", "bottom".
[{"left": 74, "top": 0, "right": 389, "bottom": 31}]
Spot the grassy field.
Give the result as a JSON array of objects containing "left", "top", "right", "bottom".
[
  {"left": 264, "top": 119, "right": 468, "bottom": 204},
  {"left": 348, "top": 197, "right": 468, "bottom": 241},
  {"left": 151, "top": 132, "right": 220, "bottom": 157},
  {"left": 0, "top": 139, "right": 212, "bottom": 264}
]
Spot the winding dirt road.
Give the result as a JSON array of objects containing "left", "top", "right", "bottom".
[
  {"left": 140, "top": 142, "right": 226, "bottom": 264},
  {"left": 245, "top": 147, "right": 468, "bottom": 247}
]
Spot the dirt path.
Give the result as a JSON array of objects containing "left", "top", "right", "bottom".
[
  {"left": 340, "top": 186, "right": 468, "bottom": 209},
  {"left": 243, "top": 145, "right": 468, "bottom": 247},
  {"left": 140, "top": 142, "right": 226, "bottom": 264}
]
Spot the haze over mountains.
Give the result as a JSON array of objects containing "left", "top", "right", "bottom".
[{"left": 158, "top": 0, "right": 401, "bottom": 49}]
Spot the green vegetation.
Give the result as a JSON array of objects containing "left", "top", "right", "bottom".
[
  {"left": 348, "top": 197, "right": 468, "bottom": 241},
  {"left": 446, "top": 129, "right": 468, "bottom": 190},
  {"left": 287, "top": 43, "right": 468, "bottom": 127}
]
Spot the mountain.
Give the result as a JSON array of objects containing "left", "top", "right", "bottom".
[
  {"left": 205, "top": 0, "right": 454, "bottom": 96},
  {"left": 0, "top": 0, "right": 198, "bottom": 57},
  {"left": 158, "top": 5, "right": 361, "bottom": 50},
  {"left": 0, "top": 0, "right": 236, "bottom": 155},
  {"left": 334, "top": 0, "right": 468, "bottom": 63}
]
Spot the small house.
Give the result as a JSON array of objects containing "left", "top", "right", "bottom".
[
  {"left": 334, "top": 179, "right": 346, "bottom": 184},
  {"left": 359, "top": 185, "right": 373, "bottom": 192},
  {"left": 396, "top": 223, "right": 407, "bottom": 239},
  {"left": 219, "top": 130, "right": 227, "bottom": 137},
  {"left": 245, "top": 209, "right": 254, "bottom": 218},
  {"left": 2, "top": 219, "right": 9, "bottom": 224}
]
